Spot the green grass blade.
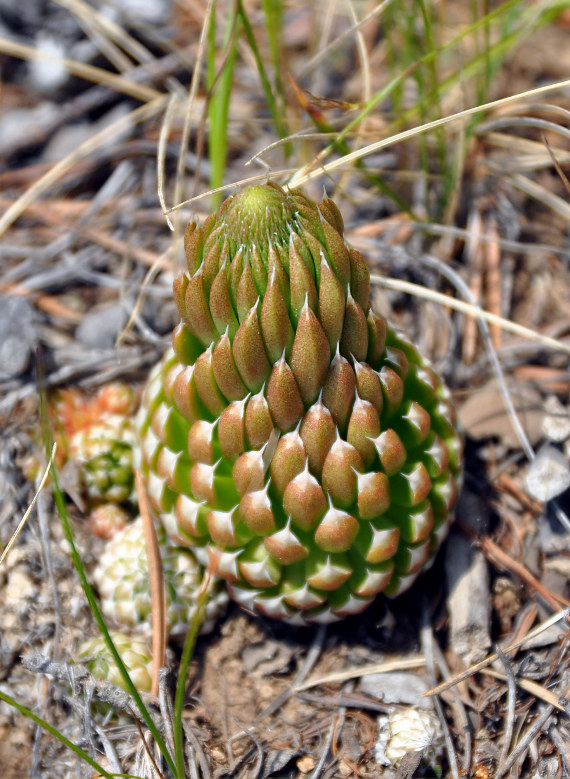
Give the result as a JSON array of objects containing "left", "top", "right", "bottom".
[
  {"left": 313, "top": 0, "right": 524, "bottom": 167},
  {"left": 237, "top": 0, "right": 289, "bottom": 146},
  {"left": 208, "top": 4, "right": 240, "bottom": 207},
  {"left": 261, "top": 0, "right": 287, "bottom": 123},
  {"left": 38, "top": 391, "right": 178, "bottom": 777},
  {"left": 0, "top": 689, "right": 118, "bottom": 779}
]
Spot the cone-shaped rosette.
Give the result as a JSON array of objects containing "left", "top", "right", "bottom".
[
  {"left": 92, "top": 517, "right": 228, "bottom": 635},
  {"left": 136, "top": 183, "right": 463, "bottom": 624}
]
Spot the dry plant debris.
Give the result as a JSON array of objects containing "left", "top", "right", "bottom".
[{"left": 1, "top": 2, "right": 570, "bottom": 778}]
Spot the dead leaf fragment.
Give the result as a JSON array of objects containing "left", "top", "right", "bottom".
[{"left": 458, "top": 378, "right": 544, "bottom": 448}]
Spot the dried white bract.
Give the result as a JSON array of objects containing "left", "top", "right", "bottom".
[
  {"left": 375, "top": 707, "right": 444, "bottom": 767},
  {"left": 541, "top": 396, "right": 570, "bottom": 443}
]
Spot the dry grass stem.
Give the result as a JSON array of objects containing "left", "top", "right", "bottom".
[
  {"left": 0, "top": 96, "right": 168, "bottom": 238},
  {"left": 295, "top": 655, "right": 426, "bottom": 692},
  {"left": 0, "top": 443, "right": 56, "bottom": 567},
  {"left": 481, "top": 668, "right": 566, "bottom": 713},
  {"left": 370, "top": 275, "right": 570, "bottom": 356},
  {"left": 136, "top": 471, "right": 167, "bottom": 697},
  {"left": 157, "top": 93, "right": 180, "bottom": 232},
  {"left": 289, "top": 77, "right": 570, "bottom": 186},
  {"left": 0, "top": 36, "right": 161, "bottom": 102}
]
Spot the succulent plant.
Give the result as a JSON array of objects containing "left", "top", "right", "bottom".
[
  {"left": 92, "top": 517, "right": 228, "bottom": 636},
  {"left": 136, "top": 182, "right": 463, "bottom": 625},
  {"left": 79, "top": 631, "right": 153, "bottom": 693},
  {"left": 51, "top": 383, "right": 139, "bottom": 505},
  {"left": 70, "top": 416, "right": 137, "bottom": 504}
]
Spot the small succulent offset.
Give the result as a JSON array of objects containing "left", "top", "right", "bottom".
[
  {"left": 51, "top": 384, "right": 139, "bottom": 505},
  {"left": 136, "top": 183, "right": 463, "bottom": 625},
  {"left": 92, "top": 517, "right": 228, "bottom": 636},
  {"left": 79, "top": 631, "right": 154, "bottom": 693}
]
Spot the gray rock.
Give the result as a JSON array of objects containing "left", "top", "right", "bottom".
[
  {"left": 360, "top": 671, "right": 432, "bottom": 709},
  {"left": 0, "top": 297, "right": 37, "bottom": 379},
  {"left": 0, "top": 103, "right": 59, "bottom": 156},
  {"left": 445, "top": 530, "right": 491, "bottom": 665},
  {"left": 103, "top": 0, "right": 173, "bottom": 25},
  {"left": 75, "top": 303, "right": 128, "bottom": 349}
]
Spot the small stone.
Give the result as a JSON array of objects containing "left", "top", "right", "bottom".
[
  {"left": 0, "top": 297, "right": 37, "bottom": 379},
  {"left": 28, "top": 33, "right": 68, "bottom": 93},
  {"left": 360, "top": 672, "right": 432, "bottom": 709},
  {"left": 75, "top": 303, "right": 128, "bottom": 349},
  {"left": 297, "top": 756, "right": 315, "bottom": 774},
  {"left": 526, "top": 445, "right": 570, "bottom": 502}
]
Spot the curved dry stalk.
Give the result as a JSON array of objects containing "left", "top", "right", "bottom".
[
  {"left": 337, "top": 0, "right": 372, "bottom": 195},
  {"left": 173, "top": 0, "right": 216, "bottom": 240},
  {"left": 164, "top": 167, "right": 296, "bottom": 213},
  {"left": 116, "top": 249, "right": 171, "bottom": 347},
  {"left": 304, "top": 0, "right": 393, "bottom": 74},
  {"left": 157, "top": 92, "right": 181, "bottom": 232},
  {"left": 288, "top": 77, "right": 570, "bottom": 187},
  {"left": 370, "top": 275, "right": 570, "bottom": 357}
]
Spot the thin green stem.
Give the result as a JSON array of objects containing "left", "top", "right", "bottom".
[
  {"left": 208, "top": 2, "right": 241, "bottom": 207},
  {"left": 237, "top": 0, "right": 289, "bottom": 146},
  {"left": 173, "top": 580, "right": 210, "bottom": 777}
]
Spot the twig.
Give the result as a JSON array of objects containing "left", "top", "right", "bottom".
[
  {"left": 495, "top": 646, "right": 517, "bottom": 777},
  {"left": 430, "top": 641, "right": 472, "bottom": 772},
  {"left": 424, "top": 607, "right": 570, "bottom": 697},
  {"left": 480, "top": 536, "right": 570, "bottom": 611},
  {"left": 310, "top": 714, "right": 337, "bottom": 779},
  {"left": 497, "top": 704, "right": 554, "bottom": 778},
  {"left": 420, "top": 611, "right": 459, "bottom": 779},
  {"left": 480, "top": 668, "right": 567, "bottom": 712}
]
